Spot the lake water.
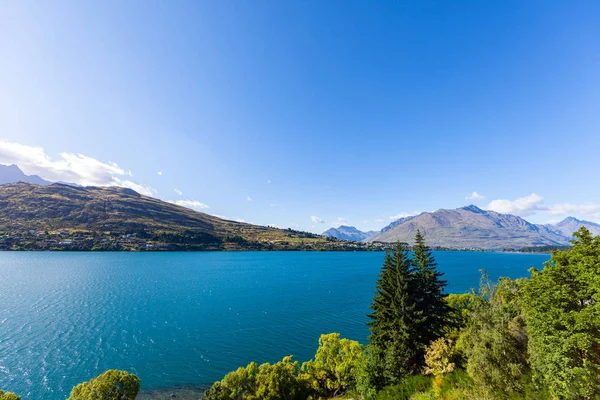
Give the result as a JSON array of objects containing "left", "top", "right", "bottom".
[{"left": 0, "top": 251, "right": 549, "bottom": 399}]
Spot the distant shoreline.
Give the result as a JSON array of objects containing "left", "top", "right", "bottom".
[
  {"left": 137, "top": 385, "right": 210, "bottom": 399},
  {"left": 0, "top": 247, "right": 558, "bottom": 254}
]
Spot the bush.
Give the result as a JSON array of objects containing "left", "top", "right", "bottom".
[
  {"left": 300, "top": 333, "right": 364, "bottom": 397},
  {"left": 0, "top": 390, "right": 20, "bottom": 400},
  {"left": 68, "top": 370, "right": 140, "bottom": 400},
  {"left": 375, "top": 375, "right": 431, "bottom": 400},
  {"left": 204, "top": 356, "right": 308, "bottom": 400}
]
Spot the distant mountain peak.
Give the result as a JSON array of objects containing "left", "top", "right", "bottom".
[
  {"left": 322, "top": 225, "right": 376, "bottom": 242},
  {"left": 367, "top": 204, "right": 570, "bottom": 249},
  {"left": 460, "top": 204, "right": 486, "bottom": 214},
  {"left": 551, "top": 216, "right": 600, "bottom": 237},
  {"left": 0, "top": 164, "right": 52, "bottom": 186}
]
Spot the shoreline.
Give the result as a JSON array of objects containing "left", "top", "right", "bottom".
[{"left": 137, "top": 385, "right": 210, "bottom": 399}]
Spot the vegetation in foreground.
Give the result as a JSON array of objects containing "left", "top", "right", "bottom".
[{"left": 1, "top": 228, "right": 598, "bottom": 399}]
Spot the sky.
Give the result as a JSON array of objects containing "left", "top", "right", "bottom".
[{"left": 1, "top": 0, "right": 600, "bottom": 232}]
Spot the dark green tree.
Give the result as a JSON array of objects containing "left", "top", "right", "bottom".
[
  {"left": 522, "top": 227, "right": 600, "bottom": 399},
  {"left": 367, "top": 243, "right": 423, "bottom": 387},
  {"left": 413, "top": 230, "right": 452, "bottom": 350}
]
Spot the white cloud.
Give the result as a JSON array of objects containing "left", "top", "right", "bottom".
[
  {"left": 267, "top": 180, "right": 271, "bottom": 184},
  {"left": 311, "top": 216, "right": 325, "bottom": 224},
  {"left": 268, "top": 223, "right": 283, "bottom": 229},
  {"left": 389, "top": 211, "right": 419, "bottom": 220},
  {"left": 547, "top": 203, "right": 600, "bottom": 219},
  {"left": 375, "top": 218, "right": 385, "bottom": 223},
  {"left": 157, "top": 171, "right": 163, "bottom": 176},
  {"left": 466, "top": 191, "right": 485, "bottom": 200},
  {"left": 168, "top": 199, "right": 209, "bottom": 210},
  {"left": 0, "top": 141, "right": 156, "bottom": 196},
  {"left": 486, "top": 193, "right": 546, "bottom": 217},
  {"left": 174, "top": 189, "right": 183, "bottom": 196},
  {"left": 247, "top": 196, "right": 253, "bottom": 201},
  {"left": 212, "top": 214, "right": 246, "bottom": 223},
  {"left": 332, "top": 216, "right": 348, "bottom": 228}
]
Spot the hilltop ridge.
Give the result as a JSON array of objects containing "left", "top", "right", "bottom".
[
  {"left": 0, "top": 182, "right": 382, "bottom": 251},
  {"left": 366, "top": 205, "right": 571, "bottom": 249}
]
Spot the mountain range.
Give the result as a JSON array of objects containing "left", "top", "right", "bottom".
[
  {"left": 322, "top": 225, "right": 378, "bottom": 241},
  {"left": 1, "top": 163, "right": 599, "bottom": 250},
  {"left": 0, "top": 182, "right": 372, "bottom": 251},
  {"left": 324, "top": 205, "right": 600, "bottom": 249}
]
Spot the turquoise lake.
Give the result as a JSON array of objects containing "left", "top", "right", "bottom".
[{"left": 0, "top": 251, "right": 550, "bottom": 399}]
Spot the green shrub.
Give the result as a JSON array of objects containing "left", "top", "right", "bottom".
[
  {"left": 300, "top": 333, "right": 364, "bottom": 397},
  {"left": 0, "top": 390, "right": 20, "bottom": 400},
  {"left": 68, "top": 369, "right": 140, "bottom": 400},
  {"left": 375, "top": 375, "right": 431, "bottom": 400}
]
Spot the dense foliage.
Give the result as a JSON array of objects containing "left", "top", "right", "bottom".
[
  {"left": 522, "top": 228, "right": 600, "bottom": 399},
  {"left": 68, "top": 369, "right": 140, "bottom": 400},
  {"left": 0, "top": 391, "right": 20, "bottom": 400},
  {"left": 204, "top": 333, "right": 363, "bottom": 400}
]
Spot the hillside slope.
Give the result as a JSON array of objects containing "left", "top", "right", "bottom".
[
  {"left": 367, "top": 205, "right": 570, "bottom": 249},
  {"left": 0, "top": 182, "right": 367, "bottom": 251}
]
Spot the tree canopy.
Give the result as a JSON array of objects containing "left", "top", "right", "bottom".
[{"left": 68, "top": 370, "right": 140, "bottom": 400}]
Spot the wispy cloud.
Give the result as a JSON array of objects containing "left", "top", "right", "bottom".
[
  {"left": 311, "top": 216, "right": 325, "bottom": 224},
  {"left": 174, "top": 189, "right": 183, "bottom": 196},
  {"left": 168, "top": 199, "right": 209, "bottom": 210},
  {"left": 157, "top": 171, "right": 163, "bottom": 176},
  {"left": 247, "top": 196, "right": 253, "bottom": 201},
  {"left": 486, "top": 193, "right": 546, "bottom": 217},
  {"left": 0, "top": 141, "right": 156, "bottom": 196},
  {"left": 375, "top": 218, "right": 385, "bottom": 223},
  {"left": 466, "top": 191, "right": 485, "bottom": 200},
  {"left": 547, "top": 203, "right": 600, "bottom": 219},
  {"left": 332, "top": 216, "right": 348, "bottom": 228},
  {"left": 389, "top": 211, "right": 419, "bottom": 220},
  {"left": 212, "top": 214, "right": 246, "bottom": 223}
]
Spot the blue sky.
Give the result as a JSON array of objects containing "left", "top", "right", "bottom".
[{"left": 1, "top": 0, "right": 600, "bottom": 231}]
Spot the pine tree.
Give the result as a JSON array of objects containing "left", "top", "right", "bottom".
[
  {"left": 367, "top": 243, "right": 423, "bottom": 386},
  {"left": 413, "top": 230, "right": 452, "bottom": 352}
]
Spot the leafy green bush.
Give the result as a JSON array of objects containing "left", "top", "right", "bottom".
[
  {"left": 204, "top": 356, "right": 308, "bottom": 400},
  {"left": 68, "top": 370, "right": 140, "bottom": 400},
  {"left": 300, "top": 333, "right": 364, "bottom": 397},
  {"left": 0, "top": 390, "right": 20, "bottom": 400},
  {"left": 375, "top": 375, "right": 431, "bottom": 400}
]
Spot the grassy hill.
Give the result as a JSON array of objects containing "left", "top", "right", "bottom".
[{"left": 0, "top": 182, "right": 382, "bottom": 251}]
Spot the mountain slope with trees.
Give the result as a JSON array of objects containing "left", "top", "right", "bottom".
[{"left": 0, "top": 182, "right": 373, "bottom": 251}]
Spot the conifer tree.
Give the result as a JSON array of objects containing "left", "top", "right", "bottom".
[
  {"left": 367, "top": 243, "right": 422, "bottom": 386},
  {"left": 413, "top": 230, "right": 452, "bottom": 350}
]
